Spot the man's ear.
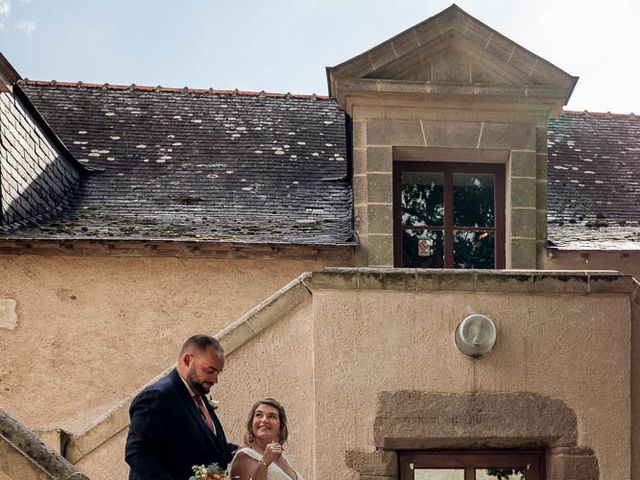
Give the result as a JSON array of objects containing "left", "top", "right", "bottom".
[{"left": 182, "top": 352, "right": 193, "bottom": 367}]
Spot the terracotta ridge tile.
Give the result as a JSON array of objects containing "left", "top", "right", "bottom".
[
  {"left": 561, "top": 109, "right": 637, "bottom": 119},
  {"left": 18, "top": 79, "right": 332, "bottom": 100}
]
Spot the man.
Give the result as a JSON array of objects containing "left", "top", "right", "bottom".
[{"left": 125, "top": 335, "right": 237, "bottom": 480}]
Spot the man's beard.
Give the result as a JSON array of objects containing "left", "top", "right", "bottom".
[{"left": 188, "top": 368, "right": 209, "bottom": 395}]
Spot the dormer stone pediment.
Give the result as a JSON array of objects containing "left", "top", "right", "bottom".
[
  {"left": 364, "top": 31, "right": 529, "bottom": 86},
  {"left": 327, "top": 4, "right": 578, "bottom": 115}
]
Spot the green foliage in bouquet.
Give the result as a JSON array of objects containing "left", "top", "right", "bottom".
[{"left": 189, "top": 462, "right": 227, "bottom": 480}]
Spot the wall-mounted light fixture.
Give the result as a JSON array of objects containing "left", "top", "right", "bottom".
[{"left": 455, "top": 313, "right": 497, "bottom": 358}]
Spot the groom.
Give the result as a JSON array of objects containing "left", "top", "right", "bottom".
[{"left": 125, "top": 335, "right": 237, "bottom": 480}]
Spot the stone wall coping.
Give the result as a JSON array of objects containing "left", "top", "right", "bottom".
[
  {"left": 308, "top": 268, "right": 636, "bottom": 295},
  {"left": 62, "top": 274, "right": 312, "bottom": 464},
  {"left": 0, "top": 407, "right": 89, "bottom": 479}
]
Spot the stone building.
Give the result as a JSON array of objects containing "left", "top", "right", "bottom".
[{"left": 0, "top": 5, "right": 638, "bottom": 480}]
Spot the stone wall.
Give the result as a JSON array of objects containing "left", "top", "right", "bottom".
[
  {"left": 351, "top": 104, "right": 549, "bottom": 269},
  {"left": 326, "top": 5, "right": 575, "bottom": 270}
]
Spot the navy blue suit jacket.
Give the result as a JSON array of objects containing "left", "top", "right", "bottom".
[{"left": 125, "top": 368, "right": 236, "bottom": 480}]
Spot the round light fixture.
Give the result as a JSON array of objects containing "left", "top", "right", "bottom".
[{"left": 455, "top": 313, "right": 497, "bottom": 358}]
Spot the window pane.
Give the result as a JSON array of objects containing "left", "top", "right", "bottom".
[
  {"left": 414, "top": 469, "right": 465, "bottom": 480},
  {"left": 454, "top": 230, "right": 494, "bottom": 269},
  {"left": 402, "top": 229, "right": 444, "bottom": 268},
  {"left": 453, "top": 173, "right": 495, "bottom": 227},
  {"left": 401, "top": 172, "right": 444, "bottom": 227},
  {"left": 476, "top": 468, "right": 526, "bottom": 479}
]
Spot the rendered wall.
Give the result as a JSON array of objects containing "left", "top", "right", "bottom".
[
  {"left": 75, "top": 428, "right": 128, "bottom": 480},
  {"left": 0, "top": 441, "right": 54, "bottom": 480},
  {"left": 0, "top": 254, "right": 331, "bottom": 438},
  {"left": 214, "top": 270, "right": 631, "bottom": 480},
  {"left": 75, "top": 299, "right": 315, "bottom": 480},
  {"left": 311, "top": 285, "right": 631, "bottom": 479},
  {"left": 3, "top": 267, "right": 634, "bottom": 480}
]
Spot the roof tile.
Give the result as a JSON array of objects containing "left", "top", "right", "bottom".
[
  {"left": 4, "top": 82, "right": 353, "bottom": 244},
  {"left": 547, "top": 110, "right": 640, "bottom": 249}
]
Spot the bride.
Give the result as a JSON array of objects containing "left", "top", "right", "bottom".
[{"left": 229, "top": 398, "right": 303, "bottom": 480}]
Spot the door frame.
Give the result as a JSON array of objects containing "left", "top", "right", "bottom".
[{"left": 399, "top": 449, "right": 545, "bottom": 480}]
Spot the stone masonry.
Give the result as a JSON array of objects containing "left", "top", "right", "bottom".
[{"left": 327, "top": 5, "right": 577, "bottom": 268}]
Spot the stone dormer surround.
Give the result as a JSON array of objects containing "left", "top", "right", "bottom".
[{"left": 327, "top": 5, "right": 578, "bottom": 268}]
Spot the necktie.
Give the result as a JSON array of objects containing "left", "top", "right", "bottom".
[{"left": 195, "top": 395, "right": 217, "bottom": 435}]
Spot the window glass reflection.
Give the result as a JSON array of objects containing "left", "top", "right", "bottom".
[
  {"left": 402, "top": 172, "right": 444, "bottom": 227},
  {"left": 476, "top": 468, "right": 526, "bottom": 479},
  {"left": 454, "top": 231, "right": 494, "bottom": 269},
  {"left": 402, "top": 229, "right": 444, "bottom": 268},
  {"left": 414, "top": 469, "right": 465, "bottom": 480},
  {"left": 453, "top": 173, "right": 494, "bottom": 227}
]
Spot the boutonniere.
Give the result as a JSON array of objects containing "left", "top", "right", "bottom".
[{"left": 207, "top": 396, "right": 220, "bottom": 410}]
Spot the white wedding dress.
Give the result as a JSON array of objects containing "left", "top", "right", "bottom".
[{"left": 229, "top": 447, "right": 303, "bottom": 480}]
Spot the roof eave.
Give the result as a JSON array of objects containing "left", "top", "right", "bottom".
[{"left": 0, "top": 237, "right": 358, "bottom": 259}]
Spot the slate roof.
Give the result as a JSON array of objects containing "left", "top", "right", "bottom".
[
  {"left": 3, "top": 81, "right": 353, "bottom": 245},
  {"left": 547, "top": 111, "right": 640, "bottom": 250},
  {"left": 2, "top": 82, "right": 639, "bottom": 251}
]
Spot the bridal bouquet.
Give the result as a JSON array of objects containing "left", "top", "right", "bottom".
[{"left": 189, "top": 462, "right": 229, "bottom": 480}]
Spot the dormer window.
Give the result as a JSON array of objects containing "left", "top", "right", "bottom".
[{"left": 393, "top": 162, "right": 505, "bottom": 269}]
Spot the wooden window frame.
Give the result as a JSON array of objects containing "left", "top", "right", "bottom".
[
  {"left": 399, "top": 450, "right": 545, "bottom": 480},
  {"left": 393, "top": 161, "right": 506, "bottom": 269}
]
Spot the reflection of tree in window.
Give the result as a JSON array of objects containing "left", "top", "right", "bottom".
[
  {"left": 483, "top": 468, "right": 525, "bottom": 479},
  {"left": 401, "top": 174, "right": 445, "bottom": 268},
  {"left": 394, "top": 163, "right": 504, "bottom": 269},
  {"left": 452, "top": 174, "right": 495, "bottom": 268},
  {"left": 401, "top": 177, "right": 444, "bottom": 227},
  {"left": 454, "top": 231, "right": 494, "bottom": 268},
  {"left": 453, "top": 174, "right": 494, "bottom": 227}
]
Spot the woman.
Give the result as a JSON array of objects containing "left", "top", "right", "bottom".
[{"left": 229, "top": 398, "right": 302, "bottom": 480}]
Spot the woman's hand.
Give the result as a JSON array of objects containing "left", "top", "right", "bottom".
[{"left": 260, "top": 441, "right": 283, "bottom": 466}]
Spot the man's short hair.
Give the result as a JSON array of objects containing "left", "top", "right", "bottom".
[{"left": 179, "top": 334, "right": 224, "bottom": 358}]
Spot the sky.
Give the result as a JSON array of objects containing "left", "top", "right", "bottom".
[{"left": 0, "top": 0, "right": 638, "bottom": 114}]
